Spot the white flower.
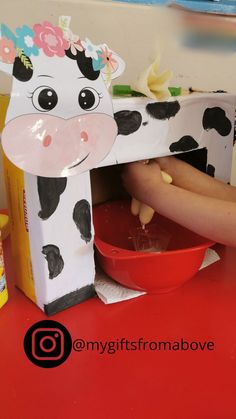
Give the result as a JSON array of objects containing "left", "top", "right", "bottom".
[
  {"left": 81, "top": 38, "right": 98, "bottom": 60},
  {"left": 63, "top": 28, "right": 84, "bottom": 55},
  {"left": 24, "top": 35, "right": 34, "bottom": 48}
]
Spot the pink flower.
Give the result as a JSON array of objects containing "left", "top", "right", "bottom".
[
  {"left": 33, "top": 21, "right": 69, "bottom": 57},
  {"left": 0, "top": 38, "right": 16, "bottom": 64},
  {"left": 63, "top": 29, "right": 84, "bottom": 56},
  {"left": 98, "top": 46, "right": 118, "bottom": 72}
]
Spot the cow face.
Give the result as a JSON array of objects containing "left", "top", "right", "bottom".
[{"left": 0, "top": 19, "right": 125, "bottom": 177}]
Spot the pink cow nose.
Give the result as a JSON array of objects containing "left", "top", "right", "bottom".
[
  {"left": 43, "top": 134, "right": 52, "bottom": 147},
  {"left": 2, "top": 113, "right": 118, "bottom": 177}
]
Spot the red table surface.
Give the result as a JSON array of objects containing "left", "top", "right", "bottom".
[{"left": 1, "top": 236, "right": 236, "bottom": 419}]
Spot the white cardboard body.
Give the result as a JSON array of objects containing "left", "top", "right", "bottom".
[
  {"left": 8, "top": 93, "right": 236, "bottom": 312},
  {"left": 24, "top": 171, "right": 95, "bottom": 311},
  {"left": 99, "top": 94, "right": 236, "bottom": 183}
]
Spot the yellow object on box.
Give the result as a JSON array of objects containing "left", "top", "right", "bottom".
[
  {"left": 0, "top": 95, "right": 10, "bottom": 308},
  {"left": 0, "top": 232, "right": 8, "bottom": 309},
  {"left": 0, "top": 214, "right": 10, "bottom": 240},
  {"left": 0, "top": 94, "right": 9, "bottom": 132},
  {"left": 3, "top": 155, "right": 37, "bottom": 302},
  {"left": 0, "top": 94, "right": 36, "bottom": 304},
  {"left": 132, "top": 56, "right": 173, "bottom": 101}
]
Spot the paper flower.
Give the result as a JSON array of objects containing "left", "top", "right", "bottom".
[
  {"left": 81, "top": 38, "right": 99, "bottom": 60},
  {"left": 98, "top": 45, "right": 118, "bottom": 72},
  {"left": 0, "top": 24, "right": 17, "bottom": 47},
  {"left": 16, "top": 25, "right": 39, "bottom": 57},
  {"left": 33, "top": 21, "right": 69, "bottom": 57},
  {"left": 92, "top": 55, "right": 104, "bottom": 71},
  {"left": 132, "top": 56, "right": 173, "bottom": 101},
  {"left": 0, "top": 37, "right": 16, "bottom": 63},
  {"left": 63, "top": 29, "right": 84, "bottom": 56}
]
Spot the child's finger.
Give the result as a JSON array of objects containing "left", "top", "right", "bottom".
[
  {"left": 139, "top": 204, "right": 155, "bottom": 225},
  {"left": 161, "top": 170, "right": 172, "bottom": 184},
  {"left": 131, "top": 198, "right": 142, "bottom": 216}
]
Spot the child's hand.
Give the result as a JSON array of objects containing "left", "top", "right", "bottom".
[
  {"left": 122, "top": 160, "right": 165, "bottom": 206},
  {"left": 155, "top": 156, "right": 177, "bottom": 180}
]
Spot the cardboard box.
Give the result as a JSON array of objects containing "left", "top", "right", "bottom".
[{"left": 1, "top": 93, "right": 235, "bottom": 314}]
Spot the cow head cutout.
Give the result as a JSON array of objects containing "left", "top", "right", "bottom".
[{"left": 0, "top": 17, "right": 125, "bottom": 177}]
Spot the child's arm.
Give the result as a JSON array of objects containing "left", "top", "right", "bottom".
[
  {"left": 122, "top": 160, "right": 236, "bottom": 247},
  {"left": 156, "top": 156, "right": 236, "bottom": 202}
]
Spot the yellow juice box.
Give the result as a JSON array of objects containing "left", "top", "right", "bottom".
[
  {"left": 0, "top": 95, "right": 9, "bottom": 309},
  {"left": 0, "top": 233, "right": 8, "bottom": 308},
  {"left": 0, "top": 94, "right": 9, "bottom": 132},
  {"left": 1, "top": 94, "right": 36, "bottom": 305}
]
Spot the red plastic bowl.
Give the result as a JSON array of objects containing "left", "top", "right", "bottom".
[{"left": 93, "top": 200, "right": 214, "bottom": 293}]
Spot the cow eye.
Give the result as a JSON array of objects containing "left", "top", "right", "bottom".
[
  {"left": 31, "top": 86, "right": 58, "bottom": 112},
  {"left": 78, "top": 88, "right": 101, "bottom": 111}
]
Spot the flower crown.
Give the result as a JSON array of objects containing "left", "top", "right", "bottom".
[{"left": 0, "top": 16, "right": 118, "bottom": 75}]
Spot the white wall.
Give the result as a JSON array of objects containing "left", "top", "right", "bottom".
[{"left": 1, "top": 0, "right": 236, "bottom": 207}]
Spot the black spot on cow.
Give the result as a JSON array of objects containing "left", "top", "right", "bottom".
[
  {"left": 114, "top": 111, "right": 142, "bottom": 135},
  {"left": 206, "top": 164, "right": 215, "bottom": 177},
  {"left": 146, "top": 101, "right": 180, "bottom": 120},
  {"left": 13, "top": 56, "right": 33, "bottom": 82},
  {"left": 169, "top": 136, "right": 199, "bottom": 152},
  {"left": 142, "top": 121, "right": 148, "bottom": 126},
  {"left": 37, "top": 177, "right": 67, "bottom": 220},
  {"left": 65, "top": 49, "right": 100, "bottom": 81},
  {"left": 42, "top": 245, "right": 64, "bottom": 279},
  {"left": 73, "top": 200, "right": 92, "bottom": 243},
  {"left": 203, "top": 107, "right": 232, "bottom": 136}
]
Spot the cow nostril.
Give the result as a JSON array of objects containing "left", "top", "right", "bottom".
[
  {"left": 43, "top": 135, "right": 52, "bottom": 147},
  {"left": 80, "top": 131, "right": 89, "bottom": 143}
]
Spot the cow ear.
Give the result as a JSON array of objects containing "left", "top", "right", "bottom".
[
  {"left": 0, "top": 62, "right": 13, "bottom": 76},
  {"left": 100, "top": 46, "right": 125, "bottom": 88}
]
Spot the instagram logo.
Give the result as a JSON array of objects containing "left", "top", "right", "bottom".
[
  {"left": 24, "top": 320, "right": 72, "bottom": 368},
  {"left": 32, "top": 328, "right": 64, "bottom": 361}
]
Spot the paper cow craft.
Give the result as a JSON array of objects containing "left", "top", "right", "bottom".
[
  {"left": 0, "top": 18, "right": 235, "bottom": 315},
  {"left": 1, "top": 17, "right": 125, "bottom": 177}
]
